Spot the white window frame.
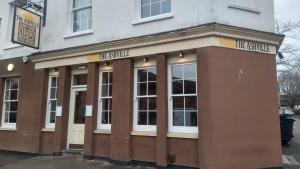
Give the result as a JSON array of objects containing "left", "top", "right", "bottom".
[
  {"left": 71, "top": 0, "right": 92, "bottom": 33},
  {"left": 168, "top": 62, "right": 198, "bottom": 133},
  {"left": 45, "top": 72, "right": 59, "bottom": 129},
  {"left": 97, "top": 70, "right": 113, "bottom": 130},
  {"left": 133, "top": 66, "right": 157, "bottom": 132},
  {"left": 137, "top": 0, "right": 172, "bottom": 21},
  {"left": 1, "top": 78, "right": 19, "bottom": 129}
]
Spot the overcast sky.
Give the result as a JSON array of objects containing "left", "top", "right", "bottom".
[{"left": 274, "top": 0, "right": 300, "bottom": 49}]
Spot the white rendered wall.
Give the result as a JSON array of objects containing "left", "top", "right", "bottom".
[{"left": 0, "top": 0, "right": 276, "bottom": 60}]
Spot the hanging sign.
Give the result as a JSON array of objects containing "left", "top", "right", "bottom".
[{"left": 12, "top": 7, "right": 41, "bottom": 49}]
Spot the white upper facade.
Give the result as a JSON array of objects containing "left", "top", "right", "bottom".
[{"left": 0, "top": 0, "right": 275, "bottom": 60}]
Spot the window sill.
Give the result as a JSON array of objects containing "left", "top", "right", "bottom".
[
  {"left": 41, "top": 128, "right": 55, "bottom": 132},
  {"left": 132, "top": 13, "right": 174, "bottom": 25},
  {"left": 94, "top": 129, "right": 111, "bottom": 134},
  {"left": 64, "top": 29, "right": 93, "bottom": 39},
  {"left": 167, "top": 132, "right": 198, "bottom": 139},
  {"left": 228, "top": 4, "right": 261, "bottom": 14},
  {"left": 0, "top": 127, "right": 17, "bottom": 131},
  {"left": 3, "top": 44, "right": 23, "bottom": 50},
  {"left": 131, "top": 131, "right": 156, "bottom": 137}
]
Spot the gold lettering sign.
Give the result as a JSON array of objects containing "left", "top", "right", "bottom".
[
  {"left": 219, "top": 38, "right": 272, "bottom": 54},
  {"left": 12, "top": 7, "right": 41, "bottom": 49}
]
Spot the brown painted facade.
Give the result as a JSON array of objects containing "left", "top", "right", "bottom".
[{"left": 0, "top": 24, "right": 284, "bottom": 169}]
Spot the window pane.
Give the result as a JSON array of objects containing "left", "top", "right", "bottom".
[
  {"left": 50, "top": 111, "right": 56, "bottom": 123},
  {"left": 172, "top": 80, "right": 183, "bottom": 94},
  {"left": 138, "top": 98, "right": 147, "bottom": 111},
  {"left": 73, "top": 74, "right": 87, "bottom": 86},
  {"left": 141, "top": 5, "right": 150, "bottom": 18},
  {"left": 9, "top": 112, "right": 17, "bottom": 123},
  {"left": 173, "top": 111, "right": 184, "bottom": 126},
  {"left": 108, "top": 98, "right": 112, "bottom": 111},
  {"left": 101, "top": 84, "right": 108, "bottom": 97},
  {"left": 148, "top": 68, "right": 157, "bottom": 81},
  {"left": 50, "top": 88, "right": 57, "bottom": 99},
  {"left": 148, "top": 111, "right": 157, "bottom": 125},
  {"left": 138, "top": 83, "right": 147, "bottom": 96},
  {"left": 162, "top": 0, "right": 171, "bottom": 13},
  {"left": 185, "top": 96, "right": 197, "bottom": 110},
  {"left": 141, "top": 0, "right": 150, "bottom": 5},
  {"left": 73, "top": 0, "right": 91, "bottom": 8},
  {"left": 73, "top": 8, "right": 92, "bottom": 32},
  {"left": 173, "top": 96, "right": 184, "bottom": 111},
  {"left": 50, "top": 100, "right": 57, "bottom": 112},
  {"left": 184, "top": 79, "right": 196, "bottom": 94},
  {"left": 109, "top": 72, "right": 113, "bottom": 83},
  {"left": 151, "top": 2, "right": 161, "bottom": 16},
  {"left": 138, "top": 69, "right": 147, "bottom": 82},
  {"left": 102, "top": 72, "right": 109, "bottom": 84},
  {"left": 102, "top": 98, "right": 109, "bottom": 111},
  {"left": 184, "top": 64, "right": 196, "bottom": 79},
  {"left": 4, "top": 112, "right": 9, "bottom": 123},
  {"left": 108, "top": 111, "right": 112, "bottom": 124},
  {"left": 5, "top": 90, "right": 10, "bottom": 100},
  {"left": 108, "top": 84, "right": 112, "bottom": 96},
  {"left": 10, "top": 102, "right": 18, "bottom": 111},
  {"left": 5, "top": 80, "right": 11, "bottom": 90},
  {"left": 138, "top": 111, "right": 147, "bottom": 125},
  {"left": 148, "top": 82, "right": 156, "bottom": 95},
  {"left": 172, "top": 65, "right": 183, "bottom": 80},
  {"left": 51, "top": 77, "right": 57, "bottom": 87},
  {"left": 185, "top": 111, "right": 197, "bottom": 126},
  {"left": 149, "top": 97, "right": 156, "bottom": 110},
  {"left": 102, "top": 111, "right": 109, "bottom": 124},
  {"left": 10, "top": 79, "right": 19, "bottom": 89},
  {"left": 74, "top": 91, "right": 86, "bottom": 124},
  {"left": 5, "top": 102, "right": 10, "bottom": 111},
  {"left": 10, "top": 90, "right": 18, "bottom": 100}
]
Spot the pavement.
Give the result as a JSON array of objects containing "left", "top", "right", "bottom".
[
  {"left": 0, "top": 155, "right": 155, "bottom": 169},
  {"left": 0, "top": 116, "right": 299, "bottom": 169},
  {"left": 282, "top": 116, "right": 300, "bottom": 169}
]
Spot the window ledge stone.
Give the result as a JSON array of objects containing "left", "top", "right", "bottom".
[
  {"left": 132, "top": 13, "right": 174, "bottom": 25},
  {"left": 167, "top": 132, "right": 198, "bottom": 139},
  {"left": 41, "top": 128, "right": 55, "bottom": 132},
  {"left": 228, "top": 4, "right": 261, "bottom": 14},
  {"left": 94, "top": 129, "right": 111, "bottom": 134},
  {"left": 64, "top": 29, "right": 93, "bottom": 39},
  {"left": 131, "top": 131, "right": 156, "bottom": 137}
]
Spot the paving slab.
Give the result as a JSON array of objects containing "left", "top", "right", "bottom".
[{"left": 0, "top": 155, "right": 155, "bottom": 169}]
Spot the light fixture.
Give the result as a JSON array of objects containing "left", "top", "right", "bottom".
[
  {"left": 7, "top": 64, "right": 14, "bottom": 72},
  {"left": 143, "top": 57, "right": 148, "bottom": 62},
  {"left": 179, "top": 52, "right": 184, "bottom": 58},
  {"left": 104, "top": 61, "right": 110, "bottom": 66},
  {"left": 77, "top": 65, "right": 87, "bottom": 70}
]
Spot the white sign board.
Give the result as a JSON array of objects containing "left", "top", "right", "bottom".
[
  {"left": 85, "top": 105, "right": 93, "bottom": 117},
  {"left": 12, "top": 7, "right": 41, "bottom": 49}
]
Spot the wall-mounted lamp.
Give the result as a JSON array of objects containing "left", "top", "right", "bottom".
[
  {"left": 104, "top": 61, "right": 110, "bottom": 66},
  {"left": 77, "top": 65, "right": 87, "bottom": 70},
  {"left": 143, "top": 57, "right": 149, "bottom": 62},
  {"left": 7, "top": 63, "right": 14, "bottom": 72},
  {"left": 179, "top": 52, "right": 185, "bottom": 58}
]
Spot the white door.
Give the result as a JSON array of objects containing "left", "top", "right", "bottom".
[{"left": 67, "top": 88, "right": 86, "bottom": 149}]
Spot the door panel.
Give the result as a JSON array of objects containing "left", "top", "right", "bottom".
[{"left": 68, "top": 89, "right": 86, "bottom": 148}]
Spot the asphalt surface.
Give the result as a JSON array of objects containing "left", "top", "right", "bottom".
[
  {"left": 283, "top": 116, "right": 300, "bottom": 169},
  {"left": 0, "top": 117, "right": 299, "bottom": 169},
  {"left": 0, "top": 155, "right": 155, "bottom": 169}
]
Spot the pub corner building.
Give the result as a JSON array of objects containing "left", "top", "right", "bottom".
[{"left": 0, "top": 0, "right": 285, "bottom": 169}]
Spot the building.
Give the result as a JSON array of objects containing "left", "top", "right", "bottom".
[{"left": 0, "top": 0, "right": 284, "bottom": 169}]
